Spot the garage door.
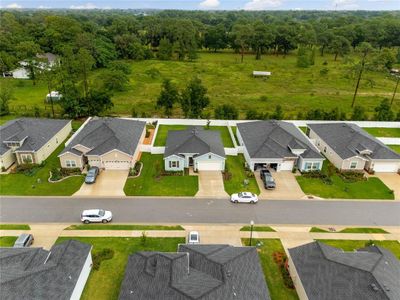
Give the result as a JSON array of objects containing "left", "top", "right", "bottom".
[
  {"left": 280, "top": 160, "right": 294, "bottom": 171},
  {"left": 103, "top": 160, "right": 131, "bottom": 170},
  {"left": 197, "top": 161, "right": 222, "bottom": 171},
  {"left": 373, "top": 162, "right": 399, "bottom": 173}
]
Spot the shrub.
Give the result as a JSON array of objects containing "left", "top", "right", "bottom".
[
  {"left": 141, "top": 231, "right": 147, "bottom": 245},
  {"left": 92, "top": 248, "right": 114, "bottom": 271},
  {"left": 129, "top": 162, "right": 142, "bottom": 177},
  {"left": 320, "top": 67, "right": 329, "bottom": 76},
  {"left": 16, "top": 164, "right": 41, "bottom": 176},
  {"left": 338, "top": 171, "right": 365, "bottom": 183},
  {"left": 222, "top": 171, "right": 232, "bottom": 181}
]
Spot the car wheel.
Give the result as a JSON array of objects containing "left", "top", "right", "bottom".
[
  {"left": 84, "top": 220, "right": 90, "bottom": 224},
  {"left": 102, "top": 219, "right": 108, "bottom": 223},
  {"left": 250, "top": 200, "right": 255, "bottom": 204},
  {"left": 234, "top": 200, "right": 238, "bottom": 203}
]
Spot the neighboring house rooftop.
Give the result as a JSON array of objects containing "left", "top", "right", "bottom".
[
  {"left": 289, "top": 241, "right": 400, "bottom": 300},
  {"left": 0, "top": 240, "right": 91, "bottom": 299},
  {"left": 60, "top": 118, "right": 145, "bottom": 157},
  {"left": 164, "top": 127, "right": 225, "bottom": 158},
  {"left": 237, "top": 120, "right": 322, "bottom": 159},
  {"left": 0, "top": 118, "right": 70, "bottom": 155},
  {"left": 119, "top": 244, "right": 270, "bottom": 300},
  {"left": 308, "top": 123, "right": 400, "bottom": 160}
]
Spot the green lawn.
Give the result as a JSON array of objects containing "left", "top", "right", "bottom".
[
  {"left": 318, "top": 240, "right": 400, "bottom": 260},
  {"left": 124, "top": 153, "right": 198, "bottom": 196},
  {"left": 0, "top": 236, "right": 17, "bottom": 247},
  {"left": 56, "top": 237, "right": 184, "bottom": 300},
  {"left": 65, "top": 224, "right": 184, "bottom": 230},
  {"left": 153, "top": 124, "right": 234, "bottom": 147},
  {"left": 299, "top": 126, "right": 307, "bottom": 133},
  {"left": 363, "top": 127, "right": 400, "bottom": 137},
  {"left": 242, "top": 238, "right": 299, "bottom": 300},
  {"left": 231, "top": 126, "right": 240, "bottom": 145},
  {"left": 296, "top": 161, "right": 394, "bottom": 200},
  {"left": 0, "top": 139, "right": 84, "bottom": 196},
  {"left": 240, "top": 226, "right": 276, "bottom": 232},
  {"left": 223, "top": 155, "right": 260, "bottom": 195},
  {"left": 310, "top": 227, "right": 388, "bottom": 233},
  {"left": 4, "top": 52, "right": 398, "bottom": 119},
  {"left": 389, "top": 145, "right": 400, "bottom": 153},
  {"left": 0, "top": 224, "right": 30, "bottom": 230}
]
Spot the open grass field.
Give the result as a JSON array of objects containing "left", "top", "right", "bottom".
[
  {"left": 318, "top": 240, "right": 400, "bottom": 260},
  {"left": 0, "top": 236, "right": 17, "bottom": 247},
  {"left": 124, "top": 153, "right": 198, "bottom": 196},
  {"left": 363, "top": 127, "right": 400, "bottom": 137},
  {"left": 154, "top": 124, "right": 234, "bottom": 147},
  {"left": 0, "top": 139, "right": 84, "bottom": 196},
  {"left": 56, "top": 237, "right": 184, "bottom": 300},
  {"left": 2, "top": 52, "right": 399, "bottom": 119},
  {"left": 65, "top": 224, "right": 184, "bottom": 230},
  {"left": 223, "top": 155, "right": 260, "bottom": 195},
  {"left": 242, "top": 238, "right": 299, "bottom": 300}
]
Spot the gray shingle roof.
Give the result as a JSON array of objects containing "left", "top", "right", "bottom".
[
  {"left": 237, "top": 121, "right": 322, "bottom": 159},
  {"left": 61, "top": 117, "right": 145, "bottom": 157},
  {"left": 308, "top": 123, "right": 400, "bottom": 160},
  {"left": 164, "top": 127, "right": 225, "bottom": 158},
  {"left": 0, "top": 118, "right": 70, "bottom": 155},
  {"left": 289, "top": 241, "right": 400, "bottom": 300},
  {"left": 0, "top": 240, "right": 91, "bottom": 300},
  {"left": 119, "top": 244, "right": 270, "bottom": 300}
]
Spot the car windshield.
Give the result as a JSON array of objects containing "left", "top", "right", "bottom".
[
  {"left": 88, "top": 169, "right": 96, "bottom": 175},
  {"left": 98, "top": 209, "right": 105, "bottom": 216}
]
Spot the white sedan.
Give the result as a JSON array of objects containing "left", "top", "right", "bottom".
[{"left": 230, "top": 192, "right": 258, "bottom": 204}]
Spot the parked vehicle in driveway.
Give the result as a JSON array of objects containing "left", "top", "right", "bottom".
[
  {"left": 188, "top": 231, "right": 200, "bottom": 244},
  {"left": 13, "top": 233, "right": 34, "bottom": 248},
  {"left": 230, "top": 192, "right": 258, "bottom": 204},
  {"left": 260, "top": 168, "right": 271, "bottom": 180},
  {"left": 81, "top": 209, "right": 112, "bottom": 224},
  {"left": 85, "top": 167, "right": 99, "bottom": 184}
]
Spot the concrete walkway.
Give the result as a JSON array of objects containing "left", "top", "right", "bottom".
[
  {"left": 195, "top": 171, "right": 229, "bottom": 198},
  {"left": 184, "top": 225, "right": 243, "bottom": 246}
]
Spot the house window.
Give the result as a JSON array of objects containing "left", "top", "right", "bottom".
[
  {"left": 209, "top": 155, "right": 212, "bottom": 159},
  {"left": 350, "top": 161, "right": 357, "bottom": 169},
  {"left": 21, "top": 154, "right": 33, "bottom": 164},
  {"left": 305, "top": 162, "right": 312, "bottom": 170},
  {"left": 66, "top": 160, "right": 77, "bottom": 167},
  {"left": 169, "top": 161, "right": 179, "bottom": 168},
  {"left": 323, "top": 147, "right": 327, "bottom": 153},
  {"left": 312, "top": 163, "right": 320, "bottom": 170},
  {"left": 304, "top": 162, "right": 320, "bottom": 171}
]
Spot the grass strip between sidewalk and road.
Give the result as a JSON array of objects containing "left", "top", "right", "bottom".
[
  {"left": 65, "top": 224, "right": 185, "bottom": 231},
  {"left": 0, "top": 224, "right": 31, "bottom": 230},
  {"left": 240, "top": 226, "right": 276, "bottom": 232},
  {"left": 310, "top": 227, "right": 389, "bottom": 234},
  {"left": 0, "top": 236, "right": 18, "bottom": 247}
]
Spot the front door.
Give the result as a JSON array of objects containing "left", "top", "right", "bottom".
[{"left": 189, "top": 157, "right": 194, "bottom": 166}]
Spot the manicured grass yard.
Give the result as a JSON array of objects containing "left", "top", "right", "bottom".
[
  {"left": 65, "top": 224, "right": 184, "bottom": 230},
  {"left": 124, "top": 153, "right": 198, "bottom": 196},
  {"left": 242, "top": 238, "right": 299, "bottom": 300},
  {"left": 389, "top": 145, "right": 400, "bottom": 153},
  {"left": 56, "top": 237, "right": 184, "bottom": 300},
  {"left": 240, "top": 226, "right": 276, "bottom": 232},
  {"left": 153, "top": 124, "right": 234, "bottom": 147},
  {"left": 318, "top": 240, "right": 400, "bottom": 260},
  {"left": 0, "top": 224, "right": 30, "bottom": 230},
  {"left": 363, "top": 127, "right": 400, "bottom": 137},
  {"left": 310, "top": 227, "right": 388, "bottom": 233},
  {"left": 298, "top": 126, "right": 307, "bottom": 133},
  {"left": 0, "top": 236, "right": 18, "bottom": 247},
  {"left": 0, "top": 140, "right": 84, "bottom": 196},
  {"left": 296, "top": 162, "right": 394, "bottom": 200},
  {"left": 223, "top": 155, "right": 260, "bottom": 195}
]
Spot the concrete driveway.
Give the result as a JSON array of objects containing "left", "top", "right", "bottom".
[
  {"left": 374, "top": 173, "right": 400, "bottom": 200},
  {"left": 256, "top": 171, "right": 306, "bottom": 200},
  {"left": 74, "top": 170, "right": 128, "bottom": 197},
  {"left": 195, "top": 171, "right": 228, "bottom": 198},
  {"left": 184, "top": 225, "right": 242, "bottom": 246}
]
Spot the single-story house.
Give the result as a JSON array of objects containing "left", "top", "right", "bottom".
[
  {"left": 288, "top": 241, "right": 400, "bottom": 300},
  {"left": 0, "top": 240, "right": 92, "bottom": 300},
  {"left": 59, "top": 117, "right": 146, "bottom": 170},
  {"left": 119, "top": 244, "right": 270, "bottom": 300},
  {"left": 0, "top": 118, "right": 72, "bottom": 170},
  {"left": 164, "top": 127, "right": 226, "bottom": 171},
  {"left": 307, "top": 123, "right": 400, "bottom": 173},
  {"left": 11, "top": 53, "right": 58, "bottom": 79},
  {"left": 237, "top": 120, "right": 324, "bottom": 172}
]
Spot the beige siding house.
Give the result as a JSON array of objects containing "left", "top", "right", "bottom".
[
  {"left": 0, "top": 118, "right": 71, "bottom": 170},
  {"left": 59, "top": 117, "right": 145, "bottom": 170}
]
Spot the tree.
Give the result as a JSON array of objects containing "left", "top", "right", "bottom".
[
  {"left": 374, "top": 99, "right": 394, "bottom": 121},
  {"left": 15, "top": 41, "right": 41, "bottom": 85},
  {"left": 232, "top": 23, "right": 252, "bottom": 63},
  {"left": 329, "top": 36, "right": 350, "bottom": 61},
  {"left": 157, "top": 79, "right": 179, "bottom": 117},
  {"left": 214, "top": 104, "right": 238, "bottom": 120},
  {"left": 0, "top": 81, "right": 14, "bottom": 116},
  {"left": 76, "top": 49, "right": 95, "bottom": 98},
  {"left": 157, "top": 37, "right": 174, "bottom": 60},
  {"left": 251, "top": 21, "right": 273, "bottom": 60},
  {"left": 38, "top": 64, "right": 57, "bottom": 117},
  {"left": 99, "top": 69, "right": 129, "bottom": 92},
  {"left": 351, "top": 105, "right": 367, "bottom": 120},
  {"left": 204, "top": 24, "right": 228, "bottom": 52},
  {"left": 351, "top": 42, "right": 373, "bottom": 107},
  {"left": 180, "top": 77, "right": 209, "bottom": 118}
]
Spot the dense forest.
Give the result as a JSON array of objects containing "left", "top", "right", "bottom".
[{"left": 1, "top": 10, "right": 400, "bottom": 120}]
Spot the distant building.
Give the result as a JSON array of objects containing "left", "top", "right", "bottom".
[
  {"left": 10, "top": 53, "right": 58, "bottom": 79},
  {"left": 46, "top": 91, "right": 63, "bottom": 102}
]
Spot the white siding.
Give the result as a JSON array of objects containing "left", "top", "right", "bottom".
[
  {"left": 70, "top": 252, "right": 92, "bottom": 300},
  {"left": 298, "top": 157, "right": 324, "bottom": 172},
  {"left": 372, "top": 161, "right": 400, "bottom": 173},
  {"left": 164, "top": 155, "right": 185, "bottom": 171},
  {"left": 0, "top": 149, "right": 15, "bottom": 170},
  {"left": 60, "top": 153, "right": 83, "bottom": 169}
]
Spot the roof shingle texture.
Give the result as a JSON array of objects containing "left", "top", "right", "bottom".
[
  {"left": 0, "top": 118, "right": 70, "bottom": 155},
  {"left": 308, "top": 123, "right": 400, "bottom": 160},
  {"left": 0, "top": 240, "right": 91, "bottom": 300},
  {"left": 119, "top": 244, "right": 270, "bottom": 300},
  {"left": 164, "top": 127, "right": 225, "bottom": 158},
  {"left": 61, "top": 117, "right": 145, "bottom": 157},
  {"left": 289, "top": 241, "right": 400, "bottom": 300},
  {"left": 237, "top": 120, "right": 322, "bottom": 159}
]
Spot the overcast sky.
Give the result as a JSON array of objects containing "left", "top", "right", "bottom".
[{"left": 1, "top": 0, "right": 399, "bottom": 11}]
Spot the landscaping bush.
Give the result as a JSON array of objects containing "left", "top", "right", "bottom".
[
  {"left": 92, "top": 248, "right": 114, "bottom": 271},
  {"left": 302, "top": 170, "right": 332, "bottom": 185},
  {"left": 245, "top": 170, "right": 254, "bottom": 178},
  {"left": 337, "top": 171, "right": 366, "bottom": 183},
  {"left": 50, "top": 168, "right": 62, "bottom": 181},
  {"left": 161, "top": 170, "right": 184, "bottom": 176},
  {"left": 16, "top": 164, "right": 41, "bottom": 176},
  {"left": 272, "top": 251, "right": 295, "bottom": 289},
  {"left": 222, "top": 171, "right": 232, "bottom": 181},
  {"left": 129, "top": 162, "right": 142, "bottom": 176}
]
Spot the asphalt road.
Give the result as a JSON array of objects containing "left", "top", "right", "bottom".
[{"left": 1, "top": 197, "right": 399, "bottom": 226}]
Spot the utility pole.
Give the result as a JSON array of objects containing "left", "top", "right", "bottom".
[
  {"left": 351, "top": 49, "right": 368, "bottom": 108},
  {"left": 391, "top": 76, "right": 399, "bottom": 106}
]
